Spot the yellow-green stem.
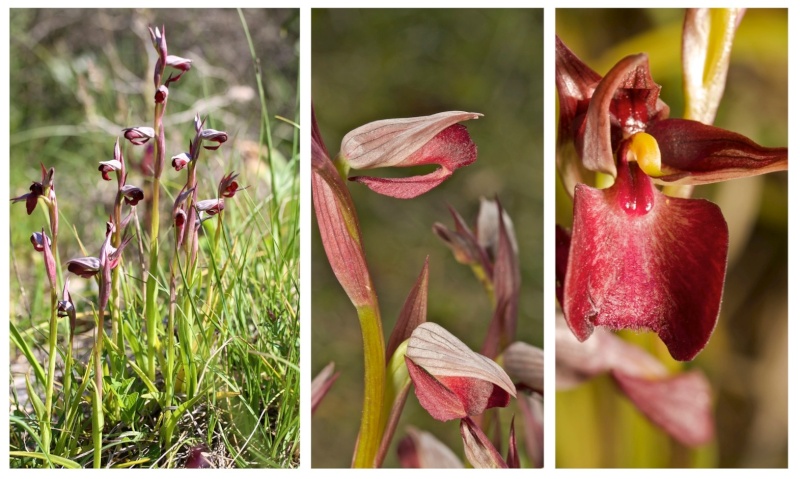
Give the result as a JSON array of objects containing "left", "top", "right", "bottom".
[
  {"left": 180, "top": 162, "right": 199, "bottom": 398},
  {"left": 41, "top": 287, "right": 58, "bottom": 457},
  {"left": 145, "top": 174, "right": 161, "bottom": 382},
  {"left": 92, "top": 315, "right": 105, "bottom": 468},
  {"left": 163, "top": 251, "right": 179, "bottom": 452},
  {"left": 352, "top": 305, "right": 386, "bottom": 468}
]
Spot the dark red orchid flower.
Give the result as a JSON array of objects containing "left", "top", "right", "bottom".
[
  {"left": 195, "top": 198, "right": 225, "bottom": 216},
  {"left": 555, "top": 36, "right": 787, "bottom": 361},
  {"left": 122, "top": 126, "right": 155, "bottom": 146},
  {"left": 165, "top": 55, "right": 192, "bottom": 85},
  {"left": 99, "top": 138, "right": 126, "bottom": 186},
  {"left": 120, "top": 184, "right": 144, "bottom": 206},
  {"left": 339, "top": 111, "right": 482, "bottom": 199},
  {"left": 171, "top": 152, "right": 190, "bottom": 171},
  {"left": 199, "top": 129, "right": 228, "bottom": 150},
  {"left": 11, "top": 164, "right": 55, "bottom": 215},
  {"left": 218, "top": 172, "right": 240, "bottom": 198}
]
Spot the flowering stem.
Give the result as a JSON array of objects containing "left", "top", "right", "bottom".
[
  {"left": 41, "top": 198, "right": 60, "bottom": 456},
  {"left": 92, "top": 310, "right": 105, "bottom": 468},
  {"left": 41, "top": 285, "right": 58, "bottom": 456},
  {"left": 111, "top": 199, "right": 123, "bottom": 369},
  {"left": 60, "top": 320, "right": 74, "bottom": 450},
  {"left": 180, "top": 162, "right": 199, "bottom": 399},
  {"left": 163, "top": 248, "right": 179, "bottom": 452},
  {"left": 352, "top": 305, "right": 386, "bottom": 468},
  {"left": 145, "top": 102, "right": 165, "bottom": 382}
]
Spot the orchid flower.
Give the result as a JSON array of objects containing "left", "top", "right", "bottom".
[
  {"left": 555, "top": 33, "right": 787, "bottom": 361},
  {"left": 218, "top": 172, "right": 240, "bottom": 198},
  {"left": 405, "top": 322, "right": 516, "bottom": 422},
  {"left": 11, "top": 164, "right": 55, "bottom": 215},
  {"left": 334, "top": 111, "right": 482, "bottom": 199},
  {"left": 122, "top": 126, "right": 155, "bottom": 146}
]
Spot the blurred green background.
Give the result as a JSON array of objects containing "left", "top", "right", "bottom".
[
  {"left": 10, "top": 8, "right": 298, "bottom": 308},
  {"left": 312, "top": 9, "right": 544, "bottom": 467},
  {"left": 556, "top": 9, "right": 788, "bottom": 468}
]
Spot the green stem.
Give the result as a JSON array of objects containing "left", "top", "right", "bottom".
[
  {"left": 163, "top": 250, "right": 178, "bottom": 454},
  {"left": 145, "top": 99, "right": 165, "bottom": 382},
  {"left": 352, "top": 305, "right": 386, "bottom": 468},
  {"left": 92, "top": 314, "right": 105, "bottom": 468},
  {"left": 41, "top": 287, "right": 58, "bottom": 457},
  {"left": 145, "top": 175, "right": 160, "bottom": 382},
  {"left": 56, "top": 328, "right": 74, "bottom": 456},
  {"left": 180, "top": 162, "right": 199, "bottom": 399}
]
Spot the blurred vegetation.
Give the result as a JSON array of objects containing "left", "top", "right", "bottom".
[
  {"left": 312, "top": 9, "right": 543, "bottom": 467},
  {"left": 556, "top": 8, "right": 787, "bottom": 468},
  {"left": 9, "top": 9, "right": 300, "bottom": 467}
]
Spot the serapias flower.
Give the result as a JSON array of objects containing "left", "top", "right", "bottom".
[
  {"left": 338, "top": 111, "right": 482, "bottom": 199},
  {"left": 555, "top": 35, "right": 787, "bottom": 361},
  {"left": 171, "top": 152, "right": 190, "bottom": 171},
  {"left": 120, "top": 184, "right": 144, "bottom": 206},
  {"left": 65, "top": 222, "right": 131, "bottom": 280},
  {"left": 65, "top": 256, "right": 101, "bottom": 278},
  {"left": 195, "top": 198, "right": 224, "bottom": 216},
  {"left": 405, "top": 322, "right": 516, "bottom": 422},
  {"left": 122, "top": 126, "right": 155, "bottom": 146},
  {"left": 199, "top": 129, "right": 228, "bottom": 150},
  {"left": 99, "top": 138, "right": 125, "bottom": 184},
  {"left": 11, "top": 164, "right": 55, "bottom": 215},
  {"left": 218, "top": 172, "right": 240, "bottom": 198}
]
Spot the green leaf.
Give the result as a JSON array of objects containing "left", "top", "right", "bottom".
[{"left": 10, "top": 321, "right": 46, "bottom": 386}]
